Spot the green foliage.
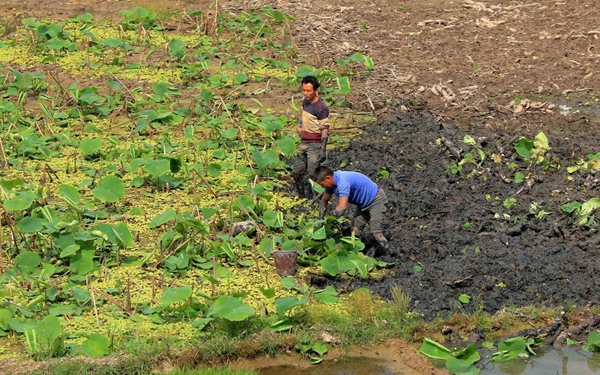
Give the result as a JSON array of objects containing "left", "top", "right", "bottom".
[
  {"left": 210, "top": 295, "right": 255, "bottom": 321},
  {"left": 80, "top": 138, "right": 102, "bottom": 156},
  {"left": 0, "top": 7, "right": 392, "bottom": 363},
  {"left": 24, "top": 315, "right": 65, "bottom": 358},
  {"left": 4, "top": 191, "right": 37, "bottom": 211},
  {"left": 92, "top": 175, "right": 125, "bottom": 202},
  {"left": 586, "top": 330, "right": 600, "bottom": 352},
  {"left": 561, "top": 197, "right": 600, "bottom": 226},
  {"left": 491, "top": 336, "right": 540, "bottom": 362},
  {"left": 81, "top": 333, "right": 110, "bottom": 358},
  {"left": 420, "top": 338, "right": 480, "bottom": 374},
  {"left": 161, "top": 286, "right": 192, "bottom": 306},
  {"left": 514, "top": 132, "right": 550, "bottom": 165},
  {"left": 120, "top": 7, "right": 161, "bottom": 31}
]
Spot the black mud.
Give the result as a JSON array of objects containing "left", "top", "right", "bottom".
[{"left": 317, "top": 109, "right": 600, "bottom": 318}]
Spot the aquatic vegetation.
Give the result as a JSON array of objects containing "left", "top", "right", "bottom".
[{"left": 0, "top": 5, "right": 377, "bottom": 361}]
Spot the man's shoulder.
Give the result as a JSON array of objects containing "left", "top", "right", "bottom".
[
  {"left": 315, "top": 98, "right": 329, "bottom": 108},
  {"left": 303, "top": 98, "right": 329, "bottom": 115}
]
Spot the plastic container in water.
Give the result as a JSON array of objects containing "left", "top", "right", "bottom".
[{"left": 272, "top": 251, "right": 298, "bottom": 277}]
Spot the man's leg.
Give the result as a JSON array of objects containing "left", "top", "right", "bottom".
[
  {"left": 366, "top": 190, "right": 389, "bottom": 250},
  {"left": 291, "top": 144, "right": 308, "bottom": 198},
  {"left": 352, "top": 211, "right": 369, "bottom": 238},
  {"left": 305, "top": 143, "right": 322, "bottom": 198}
]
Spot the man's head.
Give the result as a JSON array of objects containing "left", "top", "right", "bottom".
[
  {"left": 314, "top": 166, "right": 335, "bottom": 189},
  {"left": 301, "top": 76, "right": 320, "bottom": 103}
]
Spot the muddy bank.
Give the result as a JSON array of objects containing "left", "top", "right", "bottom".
[{"left": 314, "top": 108, "right": 600, "bottom": 318}]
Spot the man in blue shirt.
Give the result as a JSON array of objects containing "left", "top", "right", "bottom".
[{"left": 314, "top": 166, "right": 389, "bottom": 251}]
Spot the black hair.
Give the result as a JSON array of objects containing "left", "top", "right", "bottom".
[
  {"left": 301, "top": 75, "right": 320, "bottom": 91},
  {"left": 314, "top": 166, "right": 333, "bottom": 182}
]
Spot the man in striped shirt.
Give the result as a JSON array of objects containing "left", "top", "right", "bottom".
[{"left": 291, "top": 76, "right": 330, "bottom": 198}]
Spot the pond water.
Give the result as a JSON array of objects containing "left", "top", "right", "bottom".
[
  {"left": 479, "top": 347, "right": 600, "bottom": 375},
  {"left": 258, "top": 348, "right": 600, "bottom": 375},
  {"left": 259, "top": 356, "right": 394, "bottom": 375}
]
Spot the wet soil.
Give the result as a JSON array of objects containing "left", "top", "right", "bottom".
[{"left": 315, "top": 108, "right": 600, "bottom": 318}]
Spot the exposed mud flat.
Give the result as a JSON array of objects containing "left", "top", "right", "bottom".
[{"left": 312, "top": 109, "right": 600, "bottom": 318}]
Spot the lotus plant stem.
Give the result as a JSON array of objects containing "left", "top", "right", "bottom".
[
  {"left": 126, "top": 278, "right": 132, "bottom": 312},
  {"left": 219, "top": 96, "right": 254, "bottom": 171},
  {"left": 94, "top": 287, "right": 132, "bottom": 316},
  {"left": 0, "top": 137, "right": 7, "bottom": 169},
  {"left": 87, "top": 276, "right": 101, "bottom": 327},
  {"left": 192, "top": 169, "right": 218, "bottom": 199},
  {"left": 153, "top": 238, "right": 191, "bottom": 268}
]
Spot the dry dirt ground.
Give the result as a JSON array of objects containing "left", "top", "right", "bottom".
[
  {"left": 0, "top": 0, "right": 599, "bottom": 374},
  {"left": 3, "top": 0, "right": 598, "bottom": 130}
]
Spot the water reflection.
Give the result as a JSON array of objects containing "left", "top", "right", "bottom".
[{"left": 480, "top": 347, "right": 600, "bottom": 375}]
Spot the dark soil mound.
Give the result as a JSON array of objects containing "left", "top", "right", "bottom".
[{"left": 321, "top": 110, "right": 600, "bottom": 318}]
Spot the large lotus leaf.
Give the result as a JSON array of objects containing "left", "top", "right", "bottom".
[
  {"left": 112, "top": 222, "right": 133, "bottom": 247},
  {"left": 280, "top": 276, "right": 296, "bottom": 289},
  {"left": 81, "top": 333, "right": 110, "bottom": 358},
  {"left": 493, "top": 337, "right": 527, "bottom": 362},
  {"left": 59, "top": 184, "right": 81, "bottom": 204},
  {"left": 275, "top": 295, "right": 308, "bottom": 316},
  {"left": 160, "top": 286, "right": 192, "bottom": 306},
  {"left": 8, "top": 318, "right": 37, "bottom": 333},
  {"left": 4, "top": 191, "right": 36, "bottom": 211},
  {"left": 71, "top": 250, "right": 95, "bottom": 275},
  {"left": 419, "top": 337, "right": 452, "bottom": 361},
  {"left": 211, "top": 295, "right": 254, "bottom": 321},
  {"left": 311, "top": 227, "right": 326, "bottom": 240},
  {"left": 275, "top": 137, "right": 296, "bottom": 157},
  {"left": 453, "top": 343, "right": 481, "bottom": 365},
  {"left": 149, "top": 208, "right": 176, "bottom": 228},
  {"left": 15, "top": 251, "right": 41, "bottom": 274},
  {"left": 35, "top": 315, "right": 62, "bottom": 344},
  {"left": 92, "top": 176, "right": 125, "bottom": 203},
  {"left": 313, "top": 286, "right": 339, "bottom": 304},
  {"left": 207, "top": 163, "right": 222, "bottom": 178},
  {"left": 321, "top": 252, "right": 354, "bottom": 277},
  {"left": 219, "top": 127, "right": 238, "bottom": 140},
  {"left": 587, "top": 330, "right": 600, "bottom": 351},
  {"left": 145, "top": 159, "right": 170, "bottom": 178},
  {"left": 336, "top": 76, "right": 351, "bottom": 95},
  {"left": 232, "top": 195, "right": 255, "bottom": 211},
  {"left": 446, "top": 357, "right": 480, "bottom": 375},
  {"left": 17, "top": 217, "right": 45, "bottom": 233},
  {"left": 251, "top": 149, "right": 279, "bottom": 169},
  {"left": 80, "top": 138, "right": 102, "bottom": 155},
  {"left": 167, "top": 39, "right": 185, "bottom": 59}
]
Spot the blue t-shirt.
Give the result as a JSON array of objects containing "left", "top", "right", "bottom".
[{"left": 325, "top": 171, "right": 379, "bottom": 209}]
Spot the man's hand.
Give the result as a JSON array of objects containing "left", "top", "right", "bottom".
[
  {"left": 333, "top": 207, "right": 345, "bottom": 218},
  {"left": 318, "top": 203, "right": 327, "bottom": 220},
  {"left": 318, "top": 147, "right": 327, "bottom": 163}
]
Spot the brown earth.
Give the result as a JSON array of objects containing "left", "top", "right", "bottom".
[
  {"left": 0, "top": 1, "right": 599, "bottom": 374},
  {"left": 3, "top": 0, "right": 598, "bottom": 131}
]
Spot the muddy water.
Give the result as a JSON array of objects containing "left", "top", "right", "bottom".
[
  {"left": 479, "top": 347, "right": 600, "bottom": 374},
  {"left": 259, "top": 357, "right": 394, "bottom": 375},
  {"left": 258, "top": 349, "right": 600, "bottom": 375},
  {"left": 550, "top": 95, "right": 600, "bottom": 124}
]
